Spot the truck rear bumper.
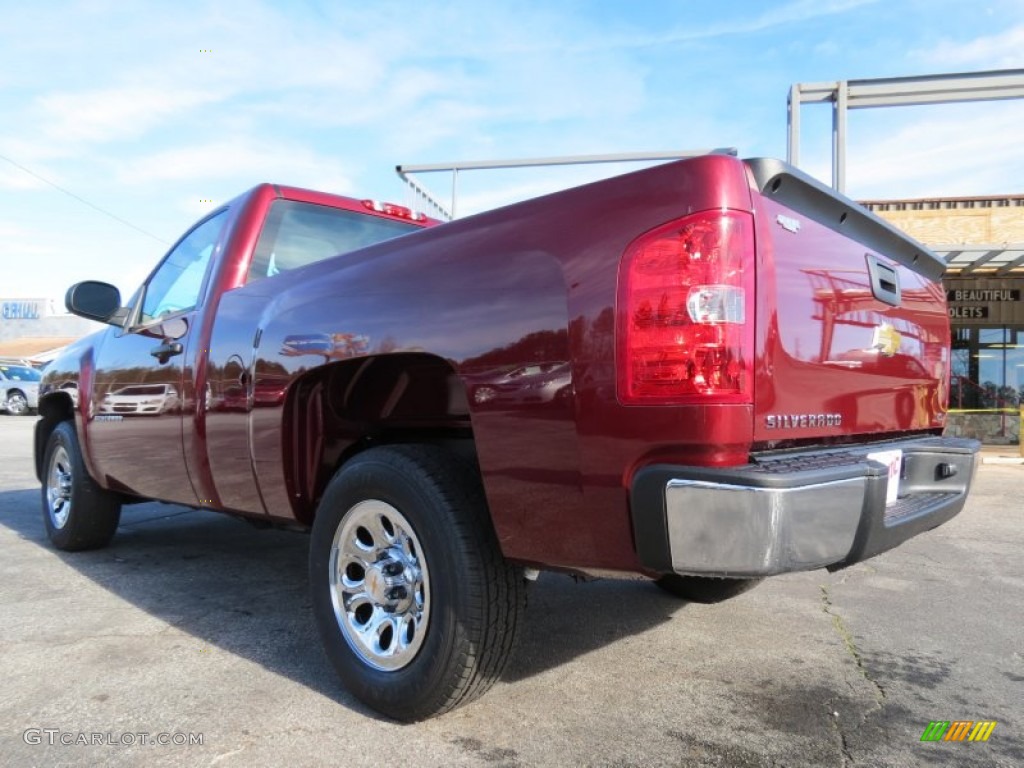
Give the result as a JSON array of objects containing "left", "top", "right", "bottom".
[{"left": 630, "top": 436, "right": 980, "bottom": 578}]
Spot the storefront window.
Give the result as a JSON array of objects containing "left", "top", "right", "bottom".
[{"left": 950, "top": 325, "right": 1024, "bottom": 409}]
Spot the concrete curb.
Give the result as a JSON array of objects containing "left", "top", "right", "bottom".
[{"left": 982, "top": 455, "right": 1024, "bottom": 464}]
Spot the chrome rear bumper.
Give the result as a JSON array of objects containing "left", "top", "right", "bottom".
[{"left": 631, "top": 436, "right": 980, "bottom": 578}]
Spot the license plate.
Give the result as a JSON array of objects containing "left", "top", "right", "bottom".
[{"left": 867, "top": 449, "right": 903, "bottom": 505}]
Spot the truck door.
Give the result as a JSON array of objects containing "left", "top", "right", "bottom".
[{"left": 87, "top": 211, "right": 228, "bottom": 504}]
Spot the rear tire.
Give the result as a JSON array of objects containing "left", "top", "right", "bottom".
[
  {"left": 655, "top": 574, "right": 762, "bottom": 604},
  {"left": 41, "top": 421, "right": 122, "bottom": 550},
  {"left": 310, "top": 444, "right": 525, "bottom": 721}
]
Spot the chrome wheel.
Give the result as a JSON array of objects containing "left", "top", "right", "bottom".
[
  {"left": 474, "top": 386, "right": 497, "bottom": 404},
  {"left": 6, "top": 392, "right": 28, "bottom": 415},
  {"left": 311, "top": 445, "right": 525, "bottom": 720},
  {"left": 329, "top": 499, "right": 430, "bottom": 671},
  {"left": 46, "top": 445, "right": 74, "bottom": 529}
]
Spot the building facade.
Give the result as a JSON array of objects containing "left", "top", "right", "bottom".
[
  {"left": 0, "top": 298, "right": 102, "bottom": 362},
  {"left": 863, "top": 195, "right": 1024, "bottom": 442}
]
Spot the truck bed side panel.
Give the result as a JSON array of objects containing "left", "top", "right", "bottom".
[{"left": 252, "top": 155, "right": 755, "bottom": 571}]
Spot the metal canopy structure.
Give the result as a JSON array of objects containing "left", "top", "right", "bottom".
[
  {"left": 396, "top": 148, "right": 737, "bottom": 220},
  {"left": 933, "top": 243, "right": 1024, "bottom": 275},
  {"left": 860, "top": 193, "right": 1024, "bottom": 275},
  {"left": 787, "top": 69, "right": 1024, "bottom": 194}
]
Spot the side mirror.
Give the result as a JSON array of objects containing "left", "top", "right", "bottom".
[{"left": 65, "top": 281, "right": 124, "bottom": 325}]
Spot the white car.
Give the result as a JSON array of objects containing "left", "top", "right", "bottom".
[
  {"left": 100, "top": 384, "right": 180, "bottom": 416},
  {"left": 0, "top": 362, "right": 40, "bottom": 415}
]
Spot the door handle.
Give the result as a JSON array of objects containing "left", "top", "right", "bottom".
[
  {"left": 866, "top": 253, "right": 901, "bottom": 307},
  {"left": 150, "top": 341, "right": 183, "bottom": 364}
]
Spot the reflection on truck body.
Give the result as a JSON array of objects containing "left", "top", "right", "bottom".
[
  {"left": 470, "top": 362, "right": 572, "bottom": 407},
  {"left": 99, "top": 384, "right": 180, "bottom": 416}
]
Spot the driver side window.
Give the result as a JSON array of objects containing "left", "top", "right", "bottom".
[{"left": 139, "top": 212, "right": 227, "bottom": 325}]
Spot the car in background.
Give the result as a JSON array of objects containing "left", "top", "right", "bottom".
[
  {"left": 0, "top": 361, "right": 41, "bottom": 415},
  {"left": 99, "top": 383, "right": 180, "bottom": 416},
  {"left": 470, "top": 362, "right": 572, "bottom": 407}
]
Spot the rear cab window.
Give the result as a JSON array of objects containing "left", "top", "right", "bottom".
[{"left": 247, "top": 200, "right": 422, "bottom": 283}]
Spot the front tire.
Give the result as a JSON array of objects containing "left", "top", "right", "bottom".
[
  {"left": 655, "top": 574, "right": 762, "bottom": 603},
  {"left": 6, "top": 390, "right": 29, "bottom": 415},
  {"left": 41, "top": 421, "right": 122, "bottom": 550},
  {"left": 310, "top": 444, "right": 525, "bottom": 721}
]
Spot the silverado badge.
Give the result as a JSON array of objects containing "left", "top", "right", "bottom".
[{"left": 765, "top": 413, "right": 842, "bottom": 429}]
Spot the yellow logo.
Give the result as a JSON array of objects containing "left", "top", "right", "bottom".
[{"left": 872, "top": 323, "right": 902, "bottom": 357}]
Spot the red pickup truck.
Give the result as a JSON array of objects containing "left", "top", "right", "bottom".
[{"left": 36, "top": 155, "right": 980, "bottom": 721}]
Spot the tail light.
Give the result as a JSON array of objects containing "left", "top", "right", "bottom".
[
  {"left": 361, "top": 199, "right": 427, "bottom": 222},
  {"left": 617, "top": 209, "right": 755, "bottom": 405}
]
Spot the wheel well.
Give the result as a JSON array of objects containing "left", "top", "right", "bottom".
[
  {"left": 34, "top": 393, "right": 75, "bottom": 480},
  {"left": 282, "top": 353, "right": 477, "bottom": 525}
]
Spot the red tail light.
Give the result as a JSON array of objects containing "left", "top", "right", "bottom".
[
  {"left": 361, "top": 199, "right": 427, "bottom": 221},
  {"left": 617, "top": 209, "right": 755, "bottom": 405}
]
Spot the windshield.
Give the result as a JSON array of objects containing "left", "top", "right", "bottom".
[{"left": 0, "top": 365, "right": 41, "bottom": 382}]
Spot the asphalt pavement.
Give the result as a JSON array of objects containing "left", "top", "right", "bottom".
[{"left": 0, "top": 415, "right": 1020, "bottom": 767}]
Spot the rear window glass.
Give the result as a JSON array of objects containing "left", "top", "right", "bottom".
[{"left": 248, "top": 200, "right": 420, "bottom": 282}]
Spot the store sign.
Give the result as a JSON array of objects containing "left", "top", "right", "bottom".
[
  {"left": 946, "top": 289, "right": 1020, "bottom": 302},
  {"left": 1, "top": 300, "right": 48, "bottom": 320},
  {"left": 948, "top": 306, "right": 989, "bottom": 319},
  {"left": 944, "top": 279, "right": 1024, "bottom": 325}
]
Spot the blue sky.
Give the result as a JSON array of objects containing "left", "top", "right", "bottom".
[{"left": 1, "top": 0, "right": 1023, "bottom": 300}]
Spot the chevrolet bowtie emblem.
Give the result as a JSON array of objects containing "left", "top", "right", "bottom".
[{"left": 872, "top": 323, "right": 901, "bottom": 357}]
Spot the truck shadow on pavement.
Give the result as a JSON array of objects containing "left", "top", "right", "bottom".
[
  {"left": 6, "top": 487, "right": 1024, "bottom": 765},
  {"left": 0, "top": 489, "right": 680, "bottom": 714}
]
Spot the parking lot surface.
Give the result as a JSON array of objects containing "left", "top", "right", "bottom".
[{"left": 1, "top": 415, "right": 1021, "bottom": 767}]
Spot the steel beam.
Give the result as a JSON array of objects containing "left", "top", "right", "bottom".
[
  {"left": 997, "top": 252, "right": 1024, "bottom": 275},
  {"left": 787, "top": 69, "right": 1024, "bottom": 192},
  {"left": 793, "top": 70, "right": 1024, "bottom": 108},
  {"left": 931, "top": 244, "right": 1024, "bottom": 274},
  {"left": 787, "top": 84, "right": 801, "bottom": 167},
  {"left": 964, "top": 250, "right": 1007, "bottom": 273},
  {"left": 397, "top": 149, "right": 737, "bottom": 175},
  {"left": 833, "top": 81, "right": 848, "bottom": 193},
  {"left": 396, "top": 149, "right": 738, "bottom": 219}
]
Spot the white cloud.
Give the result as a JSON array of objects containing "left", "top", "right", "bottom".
[
  {"left": 0, "top": 212, "right": 162, "bottom": 299},
  {"left": 456, "top": 179, "right": 591, "bottom": 217},
  {"left": 176, "top": 197, "right": 222, "bottom": 220},
  {"left": 912, "top": 24, "right": 1024, "bottom": 68},
  {"left": 844, "top": 101, "right": 1024, "bottom": 198},
  {"left": 450, "top": 160, "right": 687, "bottom": 217},
  {"left": 0, "top": 138, "right": 73, "bottom": 189},
  {"left": 2, "top": 0, "right": 1023, "bottom": 303},
  {"left": 0, "top": 220, "right": 54, "bottom": 250},
  {"left": 0, "top": 165, "right": 48, "bottom": 191},
  {"left": 549, "top": 0, "right": 882, "bottom": 53},
  {"left": 38, "top": 87, "right": 222, "bottom": 145},
  {"left": 117, "top": 139, "right": 355, "bottom": 194}
]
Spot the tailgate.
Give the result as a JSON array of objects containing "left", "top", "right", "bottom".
[{"left": 746, "top": 159, "right": 949, "bottom": 443}]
